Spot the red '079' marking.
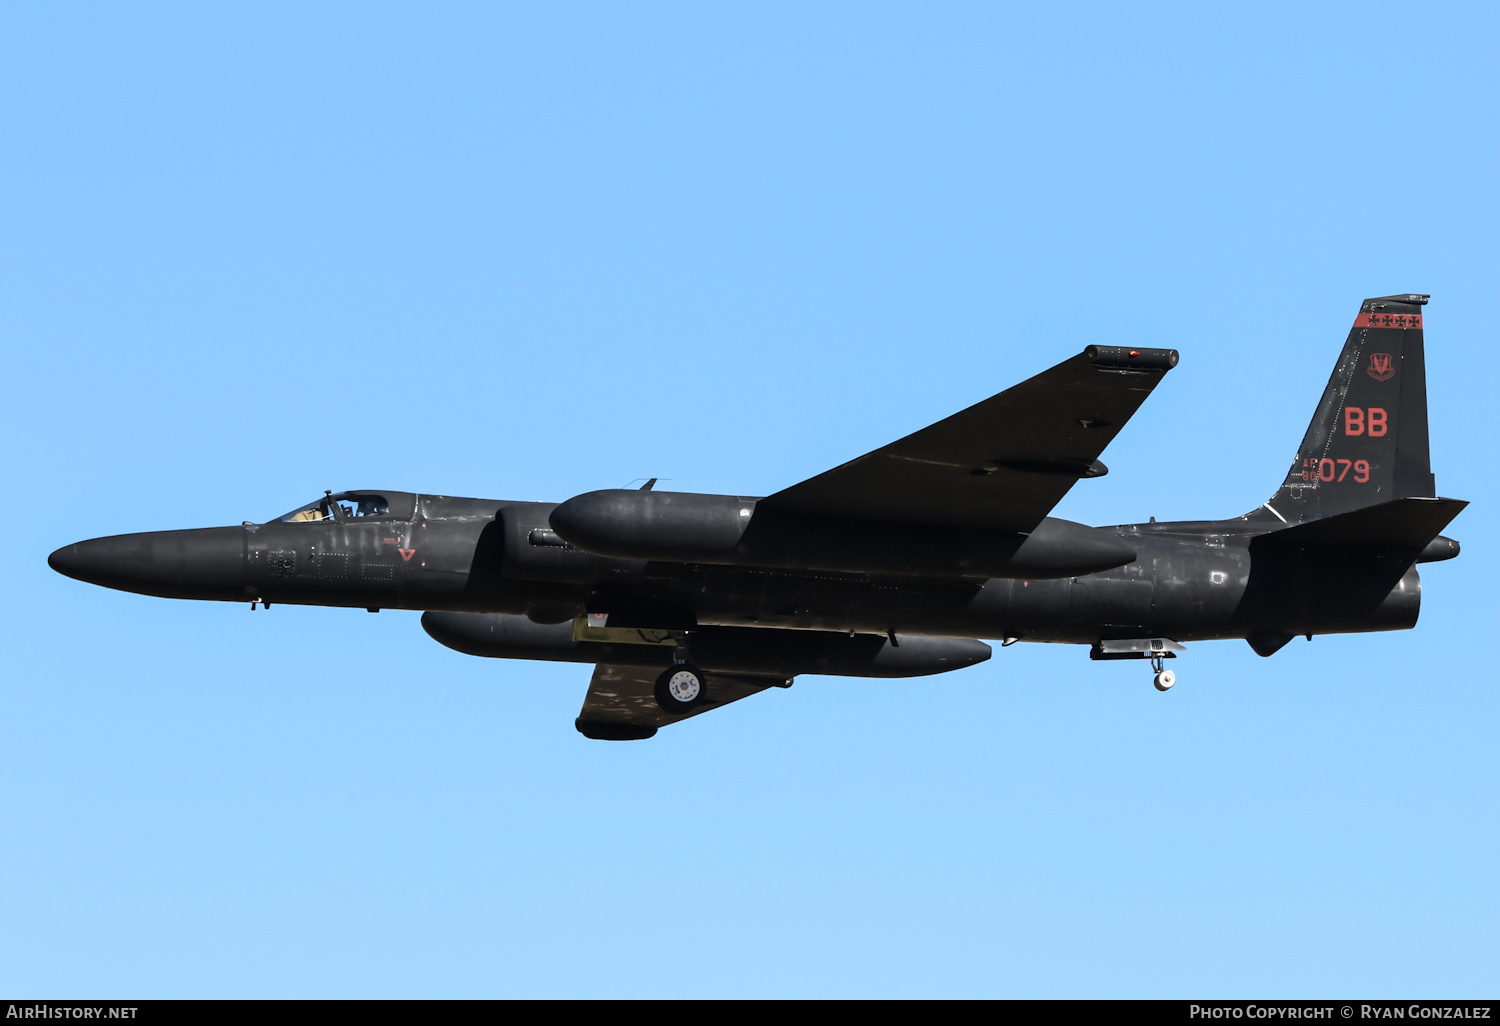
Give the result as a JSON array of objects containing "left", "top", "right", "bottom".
[{"left": 1302, "top": 458, "right": 1370, "bottom": 483}]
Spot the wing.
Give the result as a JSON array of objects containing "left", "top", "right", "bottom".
[
  {"left": 760, "top": 346, "right": 1177, "bottom": 534},
  {"left": 574, "top": 662, "right": 783, "bottom": 740}
]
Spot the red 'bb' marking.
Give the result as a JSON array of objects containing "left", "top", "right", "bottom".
[{"left": 1344, "top": 407, "right": 1388, "bottom": 436}]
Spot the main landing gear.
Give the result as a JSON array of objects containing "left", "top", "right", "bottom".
[{"left": 655, "top": 645, "right": 708, "bottom": 714}]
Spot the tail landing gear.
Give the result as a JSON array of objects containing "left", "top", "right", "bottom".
[
  {"left": 1151, "top": 653, "right": 1175, "bottom": 691},
  {"left": 1089, "top": 638, "right": 1184, "bottom": 691}
]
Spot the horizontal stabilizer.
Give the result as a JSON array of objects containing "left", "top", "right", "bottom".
[{"left": 1252, "top": 497, "right": 1466, "bottom": 554}]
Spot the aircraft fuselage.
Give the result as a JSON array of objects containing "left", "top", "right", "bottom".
[{"left": 49, "top": 491, "right": 1427, "bottom": 647}]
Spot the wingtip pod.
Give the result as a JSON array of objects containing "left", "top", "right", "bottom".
[
  {"left": 576, "top": 718, "right": 658, "bottom": 741},
  {"left": 1084, "top": 345, "right": 1178, "bottom": 371}
]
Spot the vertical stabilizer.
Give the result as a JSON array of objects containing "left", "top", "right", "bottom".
[{"left": 1252, "top": 295, "right": 1435, "bottom": 525}]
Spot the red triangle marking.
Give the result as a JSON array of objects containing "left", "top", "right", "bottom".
[{"left": 399, "top": 548, "right": 416, "bottom": 562}]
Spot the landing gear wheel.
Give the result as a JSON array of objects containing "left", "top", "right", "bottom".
[
  {"left": 1153, "top": 669, "right": 1176, "bottom": 692},
  {"left": 655, "top": 664, "right": 706, "bottom": 713}
]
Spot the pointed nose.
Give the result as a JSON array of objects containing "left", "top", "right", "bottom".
[
  {"left": 48, "top": 541, "right": 91, "bottom": 580},
  {"left": 49, "top": 528, "right": 246, "bottom": 600}
]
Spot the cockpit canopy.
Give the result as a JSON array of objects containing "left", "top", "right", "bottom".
[{"left": 276, "top": 491, "right": 415, "bottom": 524}]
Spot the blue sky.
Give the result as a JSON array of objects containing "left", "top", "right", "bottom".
[{"left": 2, "top": 2, "right": 1495, "bottom": 997}]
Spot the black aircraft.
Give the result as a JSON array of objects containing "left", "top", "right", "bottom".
[{"left": 51, "top": 294, "right": 1464, "bottom": 740}]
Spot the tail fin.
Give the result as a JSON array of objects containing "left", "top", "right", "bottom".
[{"left": 1252, "top": 294, "right": 1436, "bottom": 525}]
